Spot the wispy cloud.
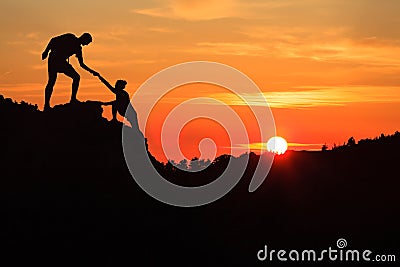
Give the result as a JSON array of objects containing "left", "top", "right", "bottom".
[
  {"left": 0, "top": 71, "right": 11, "bottom": 78},
  {"left": 287, "top": 143, "right": 323, "bottom": 151},
  {"left": 238, "top": 25, "right": 400, "bottom": 67},
  {"left": 236, "top": 142, "right": 323, "bottom": 151},
  {"left": 192, "top": 42, "right": 266, "bottom": 56},
  {"left": 157, "top": 86, "right": 400, "bottom": 109},
  {"left": 148, "top": 27, "right": 176, "bottom": 33},
  {"left": 93, "top": 27, "right": 133, "bottom": 41},
  {"left": 132, "top": 0, "right": 239, "bottom": 21},
  {"left": 89, "top": 59, "right": 156, "bottom": 68},
  {"left": 222, "top": 86, "right": 400, "bottom": 108},
  {"left": 25, "top": 32, "right": 40, "bottom": 39}
]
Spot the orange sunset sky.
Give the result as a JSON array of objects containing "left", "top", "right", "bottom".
[{"left": 1, "top": 0, "right": 400, "bottom": 162}]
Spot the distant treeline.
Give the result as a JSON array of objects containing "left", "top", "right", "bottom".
[{"left": 322, "top": 131, "right": 400, "bottom": 151}]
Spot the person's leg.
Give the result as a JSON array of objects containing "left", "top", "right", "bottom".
[
  {"left": 44, "top": 67, "right": 57, "bottom": 110},
  {"left": 61, "top": 63, "right": 80, "bottom": 103},
  {"left": 111, "top": 101, "right": 118, "bottom": 121}
]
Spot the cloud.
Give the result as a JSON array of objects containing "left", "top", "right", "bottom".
[
  {"left": 190, "top": 42, "right": 266, "bottom": 56},
  {"left": 25, "top": 32, "right": 40, "bottom": 39},
  {"left": 93, "top": 27, "right": 133, "bottom": 41},
  {"left": 132, "top": 0, "right": 239, "bottom": 21},
  {"left": 31, "top": 64, "right": 46, "bottom": 70},
  {"left": 89, "top": 59, "right": 156, "bottom": 68},
  {"left": 148, "top": 27, "right": 176, "bottom": 33},
  {"left": 268, "top": 86, "right": 400, "bottom": 108},
  {"left": 287, "top": 142, "right": 323, "bottom": 147},
  {"left": 236, "top": 142, "right": 323, "bottom": 151},
  {"left": 0, "top": 71, "right": 11, "bottom": 78},
  {"left": 5, "top": 40, "right": 26, "bottom": 46},
  {"left": 174, "top": 86, "right": 400, "bottom": 109},
  {"left": 237, "top": 25, "right": 400, "bottom": 67},
  {"left": 265, "top": 86, "right": 400, "bottom": 108}
]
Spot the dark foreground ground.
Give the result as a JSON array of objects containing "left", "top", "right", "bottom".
[{"left": 1, "top": 97, "right": 399, "bottom": 266}]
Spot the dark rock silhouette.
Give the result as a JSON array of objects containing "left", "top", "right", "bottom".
[{"left": 1, "top": 95, "right": 399, "bottom": 266}]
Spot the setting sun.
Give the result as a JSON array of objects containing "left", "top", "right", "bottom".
[{"left": 267, "top": 136, "right": 288, "bottom": 155}]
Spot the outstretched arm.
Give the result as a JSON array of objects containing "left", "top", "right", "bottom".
[
  {"left": 97, "top": 75, "right": 116, "bottom": 94},
  {"left": 42, "top": 38, "right": 54, "bottom": 60},
  {"left": 76, "top": 51, "right": 99, "bottom": 76}
]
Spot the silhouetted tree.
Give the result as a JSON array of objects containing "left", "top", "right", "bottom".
[
  {"left": 347, "top": 137, "right": 356, "bottom": 146},
  {"left": 321, "top": 143, "right": 328, "bottom": 151},
  {"left": 177, "top": 159, "right": 188, "bottom": 170},
  {"left": 189, "top": 157, "right": 201, "bottom": 171}
]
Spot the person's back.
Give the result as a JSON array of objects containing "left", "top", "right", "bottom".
[
  {"left": 115, "top": 89, "right": 130, "bottom": 116},
  {"left": 49, "top": 33, "right": 81, "bottom": 62},
  {"left": 116, "top": 88, "right": 138, "bottom": 127}
]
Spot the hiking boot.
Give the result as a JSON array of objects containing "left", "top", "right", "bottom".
[
  {"left": 44, "top": 105, "right": 51, "bottom": 112},
  {"left": 69, "top": 98, "right": 81, "bottom": 105}
]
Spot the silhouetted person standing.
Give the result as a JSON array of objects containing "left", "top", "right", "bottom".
[{"left": 42, "top": 33, "right": 98, "bottom": 110}]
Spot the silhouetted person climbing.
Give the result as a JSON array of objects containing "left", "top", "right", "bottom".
[
  {"left": 95, "top": 74, "right": 139, "bottom": 129},
  {"left": 42, "top": 33, "right": 98, "bottom": 111}
]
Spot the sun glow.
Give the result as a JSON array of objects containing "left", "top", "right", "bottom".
[{"left": 267, "top": 136, "right": 288, "bottom": 155}]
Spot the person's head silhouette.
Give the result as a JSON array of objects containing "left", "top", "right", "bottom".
[
  {"left": 115, "top": 80, "right": 127, "bottom": 90},
  {"left": 79, "top": 33, "right": 92, "bottom": 46}
]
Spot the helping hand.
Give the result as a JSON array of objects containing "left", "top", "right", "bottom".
[{"left": 91, "top": 70, "right": 100, "bottom": 77}]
